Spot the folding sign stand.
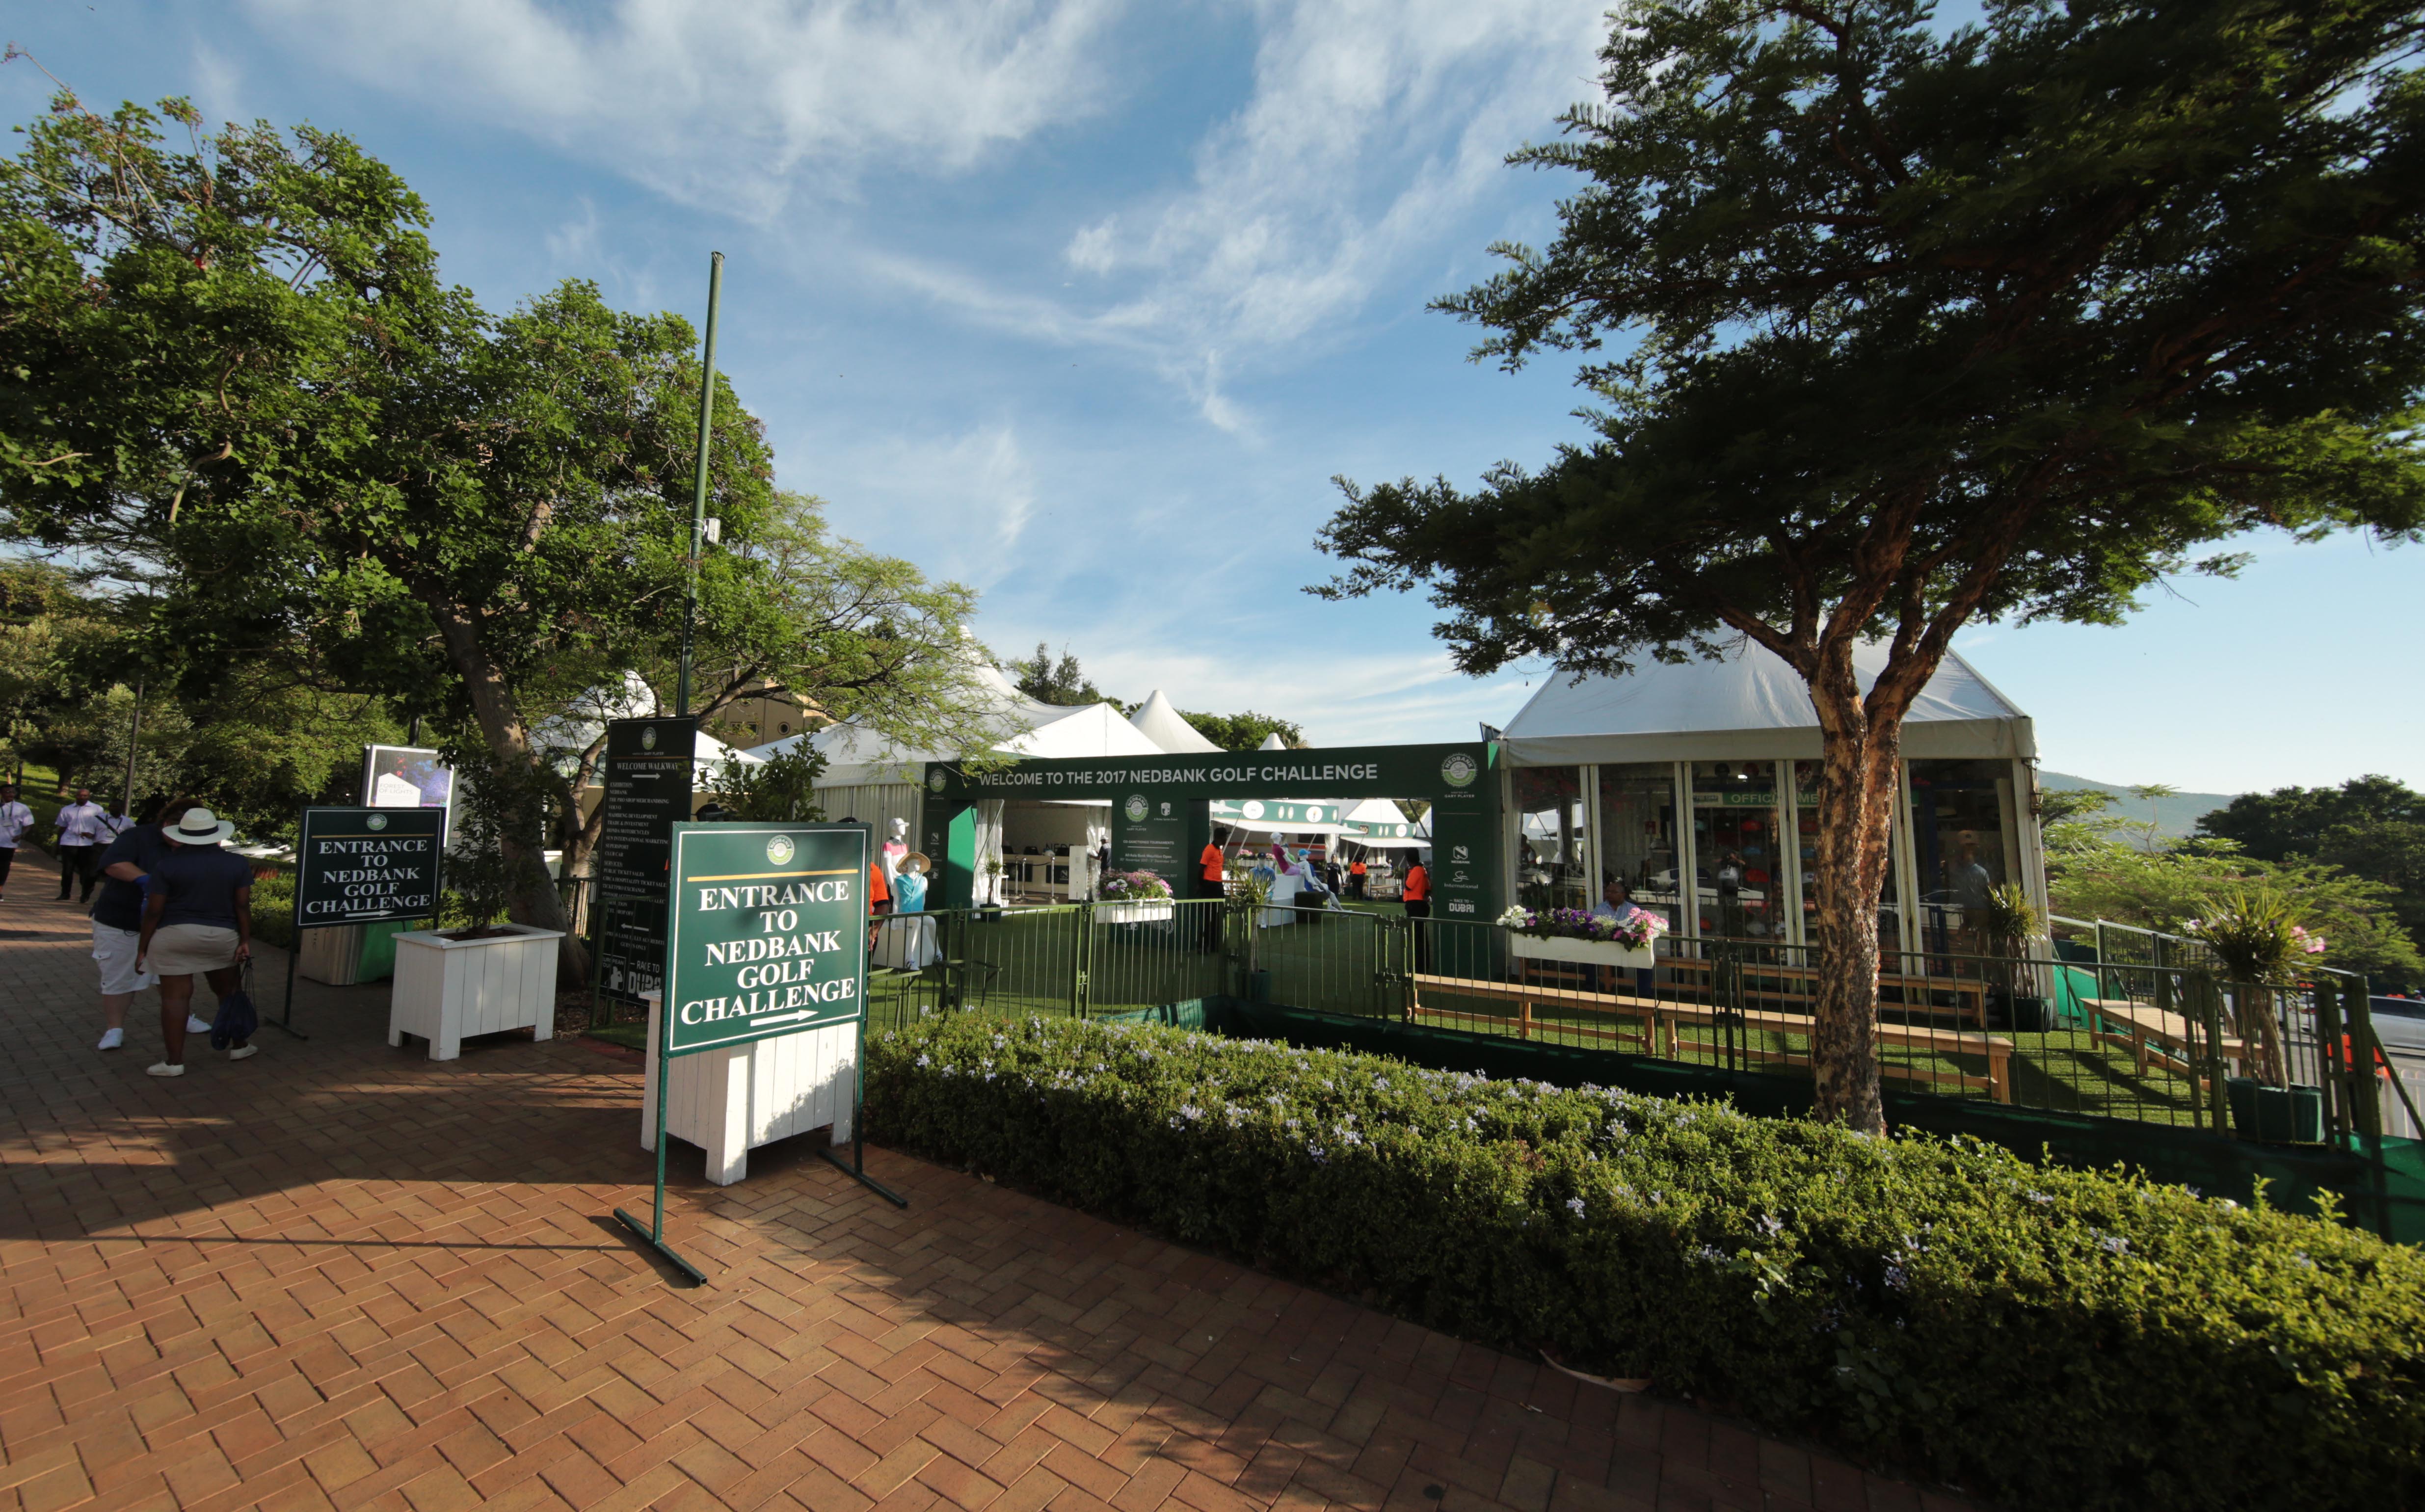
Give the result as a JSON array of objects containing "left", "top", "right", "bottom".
[
  {"left": 614, "top": 821, "right": 906, "bottom": 1285},
  {"left": 282, "top": 805, "right": 448, "bottom": 1039},
  {"left": 820, "top": 1018, "right": 909, "bottom": 1207}
]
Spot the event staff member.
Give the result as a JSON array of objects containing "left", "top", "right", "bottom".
[
  {"left": 867, "top": 856, "right": 892, "bottom": 950},
  {"left": 1348, "top": 857, "right": 1366, "bottom": 900},
  {"left": 53, "top": 787, "right": 108, "bottom": 903},
  {"left": 1402, "top": 855, "right": 1432, "bottom": 972},
  {"left": 1199, "top": 834, "right": 1227, "bottom": 952},
  {"left": 0, "top": 783, "right": 31, "bottom": 903}
]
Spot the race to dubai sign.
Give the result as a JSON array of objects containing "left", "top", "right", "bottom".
[
  {"left": 663, "top": 822, "right": 871, "bottom": 1057},
  {"left": 293, "top": 806, "right": 446, "bottom": 925}
]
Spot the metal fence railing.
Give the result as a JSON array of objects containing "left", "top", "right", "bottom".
[{"left": 568, "top": 890, "right": 2421, "bottom": 1148}]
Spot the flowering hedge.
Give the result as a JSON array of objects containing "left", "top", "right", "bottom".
[
  {"left": 1099, "top": 869, "right": 1172, "bottom": 903},
  {"left": 866, "top": 1012, "right": 2425, "bottom": 1512}
]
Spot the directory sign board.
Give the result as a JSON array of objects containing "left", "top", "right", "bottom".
[
  {"left": 596, "top": 716, "right": 696, "bottom": 1003},
  {"left": 663, "top": 822, "right": 869, "bottom": 1057},
  {"left": 293, "top": 806, "right": 446, "bottom": 925}
]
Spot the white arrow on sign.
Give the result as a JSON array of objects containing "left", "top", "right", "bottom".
[{"left": 749, "top": 1008, "right": 817, "bottom": 1028}]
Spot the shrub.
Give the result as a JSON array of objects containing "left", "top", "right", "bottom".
[
  {"left": 249, "top": 871, "right": 295, "bottom": 949},
  {"left": 867, "top": 1012, "right": 2425, "bottom": 1512}
]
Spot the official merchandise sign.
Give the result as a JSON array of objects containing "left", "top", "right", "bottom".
[
  {"left": 294, "top": 807, "right": 446, "bottom": 924},
  {"left": 663, "top": 822, "right": 869, "bottom": 1057}
]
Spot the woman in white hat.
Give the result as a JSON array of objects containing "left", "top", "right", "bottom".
[{"left": 134, "top": 807, "right": 256, "bottom": 1077}]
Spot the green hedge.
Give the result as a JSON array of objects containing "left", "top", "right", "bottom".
[{"left": 867, "top": 1012, "right": 2425, "bottom": 1512}]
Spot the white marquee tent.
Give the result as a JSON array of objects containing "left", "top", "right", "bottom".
[
  {"left": 1127, "top": 690, "right": 1222, "bottom": 754},
  {"left": 1498, "top": 639, "right": 2034, "bottom": 765}
]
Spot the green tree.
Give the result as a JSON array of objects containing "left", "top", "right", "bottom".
[
  {"left": 2197, "top": 775, "right": 2425, "bottom": 962},
  {"left": 1176, "top": 710, "right": 1304, "bottom": 751},
  {"left": 1313, "top": 0, "right": 2425, "bottom": 1131},
  {"left": 1007, "top": 642, "right": 1116, "bottom": 707}
]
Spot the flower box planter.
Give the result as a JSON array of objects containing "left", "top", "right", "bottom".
[
  {"left": 640, "top": 993, "right": 855, "bottom": 1185},
  {"left": 1097, "top": 901, "right": 1174, "bottom": 926},
  {"left": 389, "top": 923, "right": 563, "bottom": 1061},
  {"left": 1507, "top": 933, "right": 1656, "bottom": 972}
]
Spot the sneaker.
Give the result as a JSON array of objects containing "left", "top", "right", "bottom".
[
  {"left": 186, "top": 1013, "right": 214, "bottom": 1034},
  {"left": 145, "top": 1062, "right": 185, "bottom": 1078},
  {"left": 97, "top": 1028, "right": 123, "bottom": 1051},
  {"left": 227, "top": 1045, "right": 257, "bottom": 1061}
]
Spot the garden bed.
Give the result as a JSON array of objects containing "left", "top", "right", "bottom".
[{"left": 867, "top": 1011, "right": 2425, "bottom": 1512}]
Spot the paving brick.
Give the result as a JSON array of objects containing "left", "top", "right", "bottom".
[{"left": 0, "top": 891, "right": 1975, "bottom": 1512}]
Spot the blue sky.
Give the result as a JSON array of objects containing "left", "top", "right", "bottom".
[{"left": 8, "top": 0, "right": 2420, "bottom": 797}]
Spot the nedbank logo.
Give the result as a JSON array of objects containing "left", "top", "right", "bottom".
[
  {"left": 366, "top": 813, "right": 389, "bottom": 832},
  {"left": 766, "top": 835, "right": 796, "bottom": 866},
  {"left": 1124, "top": 795, "right": 1148, "bottom": 822},
  {"left": 1451, "top": 845, "right": 1470, "bottom": 864},
  {"left": 640, "top": 726, "right": 660, "bottom": 752},
  {"left": 1440, "top": 752, "right": 1479, "bottom": 789},
  {"left": 927, "top": 769, "right": 947, "bottom": 793}
]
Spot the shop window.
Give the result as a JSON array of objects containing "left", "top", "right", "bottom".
[
  {"left": 1513, "top": 766, "right": 1590, "bottom": 911},
  {"left": 1792, "top": 760, "right": 1901, "bottom": 956},
  {"left": 1690, "top": 760, "right": 1785, "bottom": 940},
  {"left": 1595, "top": 764, "right": 1682, "bottom": 934},
  {"left": 1909, "top": 759, "right": 2017, "bottom": 959}
]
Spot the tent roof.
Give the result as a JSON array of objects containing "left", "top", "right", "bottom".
[
  {"left": 1005, "top": 702, "right": 1171, "bottom": 760},
  {"left": 1499, "top": 640, "right": 2033, "bottom": 765},
  {"left": 776, "top": 667, "right": 1165, "bottom": 786},
  {"left": 1127, "top": 690, "right": 1222, "bottom": 754},
  {"left": 1257, "top": 732, "right": 1288, "bottom": 751}
]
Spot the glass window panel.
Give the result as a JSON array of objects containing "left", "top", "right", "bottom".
[
  {"left": 1909, "top": 758, "right": 2017, "bottom": 959},
  {"left": 1690, "top": 760, "right": 1785, "bottom": 940},
  {"left": 1593, "top": 764, "right": 1683, "bottom": 934},
  {"left": 1513, "top": 766, "right": 1591, "bottom": 911}
]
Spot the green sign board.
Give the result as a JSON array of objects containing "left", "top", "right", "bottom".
[
  {"left": 1209, "top": 799, "right": 1343, "bottom": 828},
  {"left": 925, "top": 744, "right": 1490, "bottom": 803},
  {"left": 663, "top": 822, "right": 870, "bottom": 1057},
  {"left": 293, "top": 806, "right": 445, "bottom": 925}
]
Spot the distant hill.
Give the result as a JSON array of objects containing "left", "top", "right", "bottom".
[{"left": 2039, "top": 771, "right": 2241, "bottom": 840}]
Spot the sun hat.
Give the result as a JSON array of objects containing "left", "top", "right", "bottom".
[
  {"left": 167, "top": 807, "right": 236, "bottom": 845},
  {"left": 900, "top": 851, "right": 932, "bottom": 875}
]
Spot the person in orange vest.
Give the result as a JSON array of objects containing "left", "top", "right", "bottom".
[
  {"left": 1402, "top": 853, "right": 1431, "bottom": 972},
  {"left": 1198, "top": 831, "right": 1228, "bottom": 953},
  {"left": 1348, "top": 855, "right": 1367, "bottom": 900}
]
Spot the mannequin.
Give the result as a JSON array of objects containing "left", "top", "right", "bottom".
[{"left": 881, "top": 817, "right": 909, "bottom": 879}]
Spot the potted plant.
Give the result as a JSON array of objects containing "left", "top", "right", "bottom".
[
  {"left": 1975, "top": 883, "right": 2052, "bottom": 1031},
  {"left": 1097, "top": 868, "right": 1175, "bottom": 925},
  {"left": 389, "top": 756, "right": 563, "bottom": 1061},
  {"left": 2184, "top": 889, "right": 2326, "bottom": 1141},
  {"left": 977, "top": 852, "right": 1006, "bottom": 916},
  {"left": 1496, "top": 904, "right": 1667, "bottom": 970}
]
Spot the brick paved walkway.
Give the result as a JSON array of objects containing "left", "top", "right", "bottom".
[{"left": 0, "top": 877, "right": 1978, "bottom": 1512}]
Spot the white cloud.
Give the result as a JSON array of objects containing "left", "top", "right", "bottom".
[
  {"left": 240, "top": 0, "right": 1125, "bottom": 217},
  {"left": 883, "top": 0, "right": 1607, "bottom": 424},
  {"left": 821, "top": 422, "right": 1039, "bottom": 588}
]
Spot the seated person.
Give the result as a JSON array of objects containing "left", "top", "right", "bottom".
[{"left": 1591, "top": 876, "right": 1660, "bottom": 995}]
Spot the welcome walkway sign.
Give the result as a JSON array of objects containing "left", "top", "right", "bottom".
[{"left": 616, "top": 820, "right": 900, "bottom": 1281}]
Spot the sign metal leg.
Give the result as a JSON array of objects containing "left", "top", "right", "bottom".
[
  {"left": 613, "top": 1009, "right": 707, "bottom": 1283},
  {"left": 819, "top": 1017, "right": 907, "bottom": 1206},
  {"left": 274, "top": 932, "right": 308, "bottom": 1039}
]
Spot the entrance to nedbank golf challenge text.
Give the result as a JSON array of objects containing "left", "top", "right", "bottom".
[{"left": 664, "top": 824, "right": 870, "bottom": 1056}]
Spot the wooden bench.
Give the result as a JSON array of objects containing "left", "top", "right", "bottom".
[
  {"left": 2080, "top": 997, "right": 2248, "bottom": 1082},
  {"left": 1657, "top": 956, "right": 1991, "bottom": 1028},
  {"left": 1409, "top": 973, "right": 2014, "bottom": 1102}
]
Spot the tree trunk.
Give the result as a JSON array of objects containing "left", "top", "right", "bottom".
[
  {"left": 424, "top": 594, "right": 589, "bottom": 986},
  {"left": 1804, "top": 645, "right": 1898, "bottom": 1136}
]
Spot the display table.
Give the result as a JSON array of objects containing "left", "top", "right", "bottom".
[
  {"left": 389, "top": 923, "right": 562, "bottom": 1061},
  {"left": 639, "top": 992, "right": 855, "bottom": 1185},
  {"left": 875, "top": 913, "right": 942, "bottom": 970}
]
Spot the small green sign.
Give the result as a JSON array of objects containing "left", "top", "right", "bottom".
[
  {"left": 664, "top": 822, "right": 870, "bottom": 1057},
  {"left": 294, "top": 806, "right": 446, "bottom": 925}
]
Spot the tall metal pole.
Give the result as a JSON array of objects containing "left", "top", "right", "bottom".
[
  {"left": 121, "top": 679, "right": 143, "bottom": 817},
  {"left": 673, "top": 252, "right": 724, "bottom": 718}
]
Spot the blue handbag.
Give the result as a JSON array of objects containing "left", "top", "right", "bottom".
[{"left": 211, "top": 959, "right": 260, "bottom": 1049}]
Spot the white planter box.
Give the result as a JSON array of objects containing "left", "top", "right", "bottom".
[
  {"left": 640, "top": 994, "right": 856, "bottom": 1185},
  {"left": 1509, "top": 933, "right": 1656, "bottom": 971},
  {"left": 389, "top": 923, "right": 563, "bottom": 1061},
  {"left": 1097, "top": 901, "right": 1174, "bottom": 925}
]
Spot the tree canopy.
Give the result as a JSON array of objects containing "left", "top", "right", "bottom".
[
  {"left": 1313, "top": 0, "right": 2425, "bottom": 1129},
  {"left": 2196, "top": 775, "right": 2425, "bottom": 969}
]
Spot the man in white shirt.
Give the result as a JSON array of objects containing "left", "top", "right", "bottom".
[
  {"left": 0, "top": 783, "right": 32, "bottom": 903},
  {"left": 53, "top": 787, "right": 109, "bottom": 903}
]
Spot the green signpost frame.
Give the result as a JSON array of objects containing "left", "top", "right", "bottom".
[
  {"left": 613, "top": 821, "right": 905, "bottom": 1282},
  {"left": 279, "top": 805, "right": 448, "bottom": 1037}
]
